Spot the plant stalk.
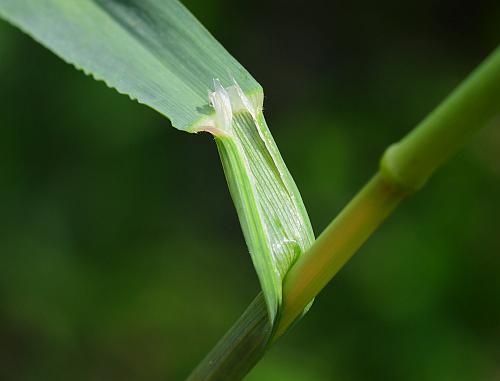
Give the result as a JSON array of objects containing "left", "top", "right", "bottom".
[
  {"left": 276, "top": 46, "right": 500, "bottom": 336},
  {"left": 275, "top": 172, "right": 407, "bottom": 336}
]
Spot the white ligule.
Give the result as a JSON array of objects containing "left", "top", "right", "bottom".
[
  {"left": 196, "top": 78, "right": 263, "bottom": 137},
  {"left": 208, "top": 78, "right": 233, "bottom": 136}
]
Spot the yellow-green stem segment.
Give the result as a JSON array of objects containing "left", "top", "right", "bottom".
[
  {"left": 276, "top": 46, "right": 500, "bottom": 337},
  {"left": 276, "top": 173, "right": 407, "bottom": 336}
]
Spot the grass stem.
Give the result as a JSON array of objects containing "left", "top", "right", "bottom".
[{"left": 276, "top": 46, "right": 500, "bottom": 337}]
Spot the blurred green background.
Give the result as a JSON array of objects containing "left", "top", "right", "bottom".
[{"left": 1, "top": 0, "right": 499, "bottom": 380}]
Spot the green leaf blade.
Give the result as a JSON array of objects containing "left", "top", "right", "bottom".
[
  {"left": 0, "top": 0, "right": 261, "bottom": 130},
  {"left": 0, "top": 0, "right": 315, "bottom": 321},
  {"left": 0, "top": 1, "right": 319, "bottom": 377}
]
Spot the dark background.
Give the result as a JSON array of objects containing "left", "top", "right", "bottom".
[{"left": 0, "top": 0, "right": 499, "bottom": 380}]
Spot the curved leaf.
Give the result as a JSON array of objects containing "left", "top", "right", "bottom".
[{"left": 0, "top": 0, "right": 261, "bottom": 131}]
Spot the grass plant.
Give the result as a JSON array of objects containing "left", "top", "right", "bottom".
[{"left": 0, "top": 1, "right": 498, "bottom": 380}]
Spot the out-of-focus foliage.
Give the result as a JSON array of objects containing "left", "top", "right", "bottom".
[{"left": 0, "top": 0, "right": 499, "bottom": 380}]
